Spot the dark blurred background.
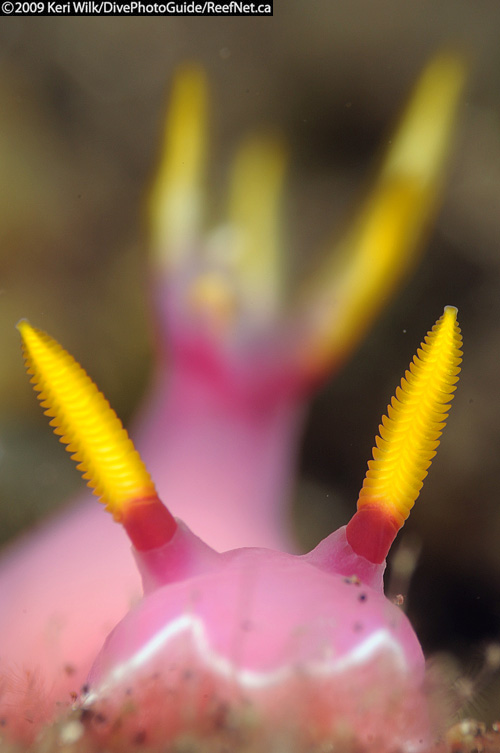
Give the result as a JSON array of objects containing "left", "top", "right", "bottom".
[{"left": 1, "top": 7, "right": 500, "bottom": 721}]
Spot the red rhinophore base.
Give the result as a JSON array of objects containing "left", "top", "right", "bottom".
[
  {"left": 121, "top": 497, "right": 177, "bottom": 551},
  {"left": 346, "top": 505, "right": 400, "bottom": 564}
]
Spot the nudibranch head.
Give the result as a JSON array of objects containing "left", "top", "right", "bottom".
[
  {"left": 148, "top": 57, "right": 465, "bottom": 387},
  {"left": 84, "top": 548, "right": 427, "bottom": 752},
  {"left": 17, "top": 306, "right": 462, "bottom": 751}
]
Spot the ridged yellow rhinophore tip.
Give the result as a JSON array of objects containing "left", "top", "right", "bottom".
[
  {"left": 149, "top": 65, "right": 208, "bottom": 267},
  {"left": 346, "top": 306, "right": 462, "bottom": 564},
  {"left": 300, "top": 54, "right": 465, "bottom": 377},
  {"left": 17, "top": 320, "right": 158, "bottom": 520}
]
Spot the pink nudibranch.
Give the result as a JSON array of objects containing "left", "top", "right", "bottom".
[
  {"left": 0, "top": 60, "right": 464, "bottom": 749},
  {"left": 4, "top": 308, "right": 461, "bottom": 751}
]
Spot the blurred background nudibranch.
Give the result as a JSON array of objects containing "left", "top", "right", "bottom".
[{"left": 1, "top": 7, "right": 500, "bottom": 742}]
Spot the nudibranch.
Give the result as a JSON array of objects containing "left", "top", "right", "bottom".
[
  {"left": 0, "top": 56, "right": 464, "bottom": 746},
  {"left": 136, "top": 54, "right": 465, "bottom": 552},
  {"left": 11, "top": 307, "right": 461, "bottom": 752}
]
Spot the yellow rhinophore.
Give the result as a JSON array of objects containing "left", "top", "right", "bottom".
[
  {"left": 149, "top": 65, "right": 208, "bottom": 266},
  {"left": 346, "top": 306, "right": 462, "bottom": 563},
  {"left": 227, "top": 135, "right": 287, "bottom": 320},
  {"left": 17, "top": 320, "right": 158, "bottom": 520},
  {"left": 300, "top": 55, "right": 465, "bottom": 375}
]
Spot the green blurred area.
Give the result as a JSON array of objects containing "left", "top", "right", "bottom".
[{"left": 2, "top": 8, "right": 500, "bottom": 720}]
